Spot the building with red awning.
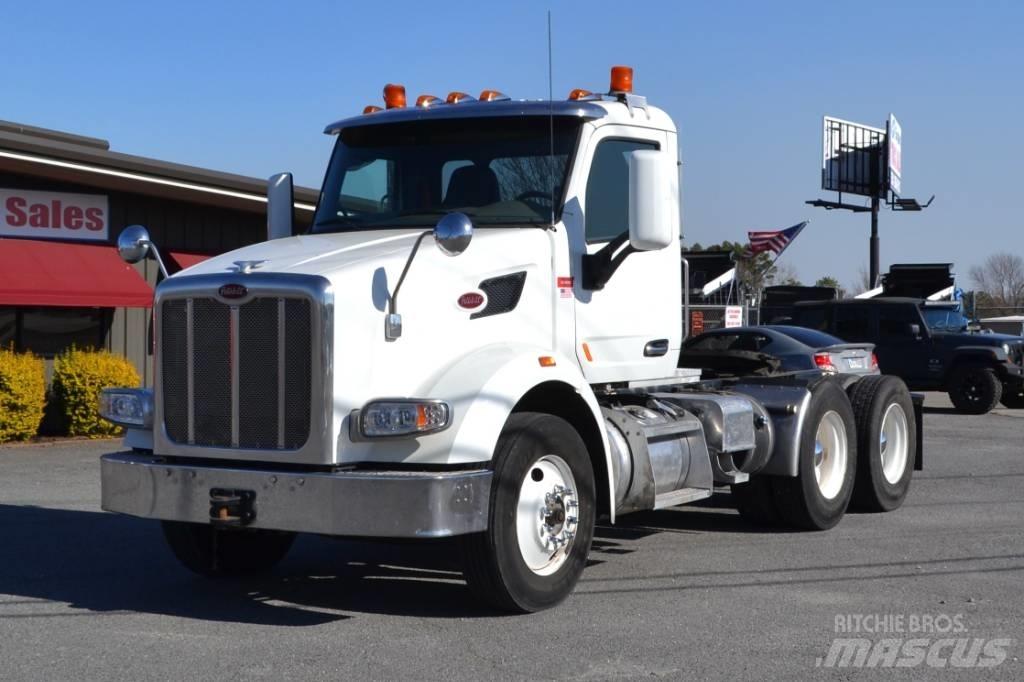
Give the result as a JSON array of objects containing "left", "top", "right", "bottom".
[{"left": 0, "top": 120, "right": 318, "bottom": 385}]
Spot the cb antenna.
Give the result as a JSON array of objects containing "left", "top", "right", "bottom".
[{"left": 547, "top": 10, "right": 555, "bottom": 227}]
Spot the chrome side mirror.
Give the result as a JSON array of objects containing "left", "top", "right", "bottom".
[
  {"left": 117, "top": 225, "right": 152, "bottom": 264},
  {"left": 117, "top": 224, "right": 168, "bottom": 278},
  {"left": 433, "top": 212, "right": 473, "bottom": 256}
]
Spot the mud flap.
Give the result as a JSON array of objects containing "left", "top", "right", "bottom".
[{"left": 911, "top": 393, "right": 925, "bottom": 471}]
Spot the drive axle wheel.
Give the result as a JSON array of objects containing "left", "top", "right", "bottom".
[
  {"left": 848, "top": 376, "right": 916, "bottom": 512},
  {"left": 773, "top": 380, "right": 857, "bottom": 530},
  {"left": 460, "top": 413, "right": 595, "bottom": 613},
  {"left": 161, "top": 522, "right": 295, "bottom": 577}
]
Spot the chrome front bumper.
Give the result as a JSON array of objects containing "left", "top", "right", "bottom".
[{"left": 100, "top": 452, "right": 491, "bottom": 538}]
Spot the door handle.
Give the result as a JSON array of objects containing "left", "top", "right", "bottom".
[{"left": 644, "top": 339, "right": 669, "bottom": 357}]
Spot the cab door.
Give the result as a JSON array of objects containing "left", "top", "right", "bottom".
[{"left": 569, "top": 125, "right": 681, "bottom": 384}]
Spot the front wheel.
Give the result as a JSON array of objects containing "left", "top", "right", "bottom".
[
  {"left": 948, "top": 365, "right": 1002, "bottom": 414},
  {"left": 161, "top": 521, "right": 295, "bottom": 577},
  {"left": 1000, "top": 385, "right": 1024, "bottom": 409},
  {"left": 460, "top": 413, "right": 596, "bottom": 613}
]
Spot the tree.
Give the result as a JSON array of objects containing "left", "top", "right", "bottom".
[
  {"left": 815, "top": 276, "right": 841, "bottom": 289},
  {"left": 848, "top": 266, "right": 873, "bottom": 297},
  {"left": 770, "top": 263, "right": 802, "bottom": 286},
  {"left": 969, "top": 253, "right": 1024, "bottom": 314}
]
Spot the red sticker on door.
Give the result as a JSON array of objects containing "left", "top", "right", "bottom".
[{"left": 557, "top": 276, "right": 573, "bottom": 299}]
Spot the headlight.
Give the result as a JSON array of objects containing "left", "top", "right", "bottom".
[
  {"left": 356, "top": 400, "right": 451, "bottom": 439},
  {"left": 98, "top": 388, "right": 153, "bottom": 428},
  {"left": 1002, "top": 343, "right": 1012, "bottom": 357}
]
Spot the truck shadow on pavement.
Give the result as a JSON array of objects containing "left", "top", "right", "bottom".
[
  {"left": 0, "top": 504, "right": 495, "bottom": 625},
  {"left": 0, "top": 498, "right": 791, "bottom": 624}
]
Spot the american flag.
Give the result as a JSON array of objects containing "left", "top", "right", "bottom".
[{"left": 745, "top": 222, "right": 807, "bottom": 257}]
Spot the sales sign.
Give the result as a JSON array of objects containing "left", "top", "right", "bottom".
[{"left": 0, "top": 188, "right": 109, "bottom": 241}]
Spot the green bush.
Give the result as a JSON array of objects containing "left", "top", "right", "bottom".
[
  {"left": 0, "top": 346, "right": 46, "bottom": 443},
  {"left": 52, "top": 347, "right": 140, "bottom": 438}
]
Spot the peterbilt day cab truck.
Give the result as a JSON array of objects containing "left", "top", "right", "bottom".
[{"left": 99, "top": 67, "right": 923, "bottom": 612}]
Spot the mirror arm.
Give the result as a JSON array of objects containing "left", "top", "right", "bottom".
[
  {"left": 143, "top": 240, "right": 170, "bottom": 279},
  {"left": 388, "top": 230, "right": 432, "bottom": 317},
  {"left": 582, "top": 233, "right": 634, "bottom": 291}
]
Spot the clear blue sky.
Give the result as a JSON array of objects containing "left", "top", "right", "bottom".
[{"left": 5, "top": 0, "right": 1022, "bottom": 289}]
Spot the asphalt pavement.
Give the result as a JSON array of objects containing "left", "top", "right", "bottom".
[{"left": 1, "top": 394, "right": 1021, "bottom": 680}]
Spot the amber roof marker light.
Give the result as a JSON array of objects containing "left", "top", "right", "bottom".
[
  {"left": 383, "top": 83, "right": 407, "bottom": 109},
  {"left": 568, "top": 88, "right": 593, "bottom": 100},
  {"left": 362, "top": 105, "right": 383, "bottom": 115},
  {"left": 416, "top": 94, "right": 441, "bottom": 108},
  {"left": 446, "top": 91, "right": 476, "bottom": 104},
  {"left": 609, "top": 65, "right": 633, "bottom": 94},
  {"left": 479, "top": 90, "right": 509, "bottom": 102}
]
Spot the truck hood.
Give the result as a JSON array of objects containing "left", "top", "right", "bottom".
[
  {"left": 934, "top": 331, "right": 1024, "bottom": 346},
  {"left": 177, "top": 229, "right": 427, "bottom": 279}
]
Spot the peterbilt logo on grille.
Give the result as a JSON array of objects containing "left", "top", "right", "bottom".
[{"left": 218, "top": 283, "right": 248, "bottom": 299}]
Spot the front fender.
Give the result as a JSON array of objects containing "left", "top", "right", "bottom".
[{"left": 338, "top": 343, "right": 616, "bottom": 520}]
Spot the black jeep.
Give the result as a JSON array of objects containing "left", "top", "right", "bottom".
[{"left": 788, "top": 298, "right": 1024, "bottom": 414}]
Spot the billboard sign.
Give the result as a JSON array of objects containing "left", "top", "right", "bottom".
[
  {"left": 0, "top": 189, "right": 109, "bottom": 241},
  {"left": 887, "top": 113, "right": 902, "bottom": 196},
  {"left": 821, "top": 116, "right": 887, "bottom": 198}
]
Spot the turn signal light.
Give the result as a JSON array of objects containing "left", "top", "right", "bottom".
[
  {"left": 358, "top": 400, "right": 451, "bottom": 438},
  {"left": 538, "top": 356, "right": 556, "bottom": 367},
  {"left": 363, "top": 105, "right": 383, "bottom": 115},
  {"left": 479, "top": 89, "right": 508, "bottom": 102},
  {"left": 568, "top": 88, "right": 593, "bottom": 100},
  {"left": 870, "top": 352, "right": 880, "bottom": 371},
  {"left": 446, "top": 91, "right": 475, "bottom": 104},
  {"left": 814, "top": 353, "right": 837, "bottom": 373},
  {"left": 609, "top": 65, "right": 633, "bottom": 94},
  {"left": 383, "top": 83, "right": 407, "bottom": 109}
]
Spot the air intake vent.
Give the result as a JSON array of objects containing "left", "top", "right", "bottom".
[{"left": 472, "top": 271, "right": 527, "bottom": 320}]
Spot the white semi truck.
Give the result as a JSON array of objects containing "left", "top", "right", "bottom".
[{"left": 99, "top": 67, "right": 922, "bottom": 612}]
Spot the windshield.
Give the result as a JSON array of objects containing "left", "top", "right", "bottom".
[
  {"left": 920, "top": 306, "right": 969, "bottom": 332},
  {"left": 313, "top": 116, "right": 580, "bottom": 232}
]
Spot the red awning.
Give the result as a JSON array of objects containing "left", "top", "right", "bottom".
[
  {"left": 0, "top": 238, "right": 153, "bottom": 308},
  {"left": 169, "top": 251, "right": 212, "bottom": 272}
]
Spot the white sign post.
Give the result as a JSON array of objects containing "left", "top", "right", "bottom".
[{"left": 0, "top": 189, "right": 109, "bottom": 241}]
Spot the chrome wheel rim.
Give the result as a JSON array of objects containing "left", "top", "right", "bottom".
[
  {"left": 880, "top": 402, "right": 909, "bottom": 484},
  {"left": 516, "top": 455, "right": 579, "bottom": 576},
  {"left": 813, "top": 410, "right": 848, "bottom": 500}
]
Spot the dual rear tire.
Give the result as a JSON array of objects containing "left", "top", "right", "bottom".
[{"left": 732, "top": 376, "right": 915, "bottom": 529}]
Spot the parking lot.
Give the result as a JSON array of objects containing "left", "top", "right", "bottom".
[{"left": 0, "top": 394, "right": 1021, "bottom": 680}]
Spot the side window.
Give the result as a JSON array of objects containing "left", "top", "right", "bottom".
[
  {"left": 340, "top": 158, "right": 393, "bottom": 214},
  {"left": 585, "top": 139, "right": 658, "bottom": 243},
  {"left": 878, "top": 305, "right": 915, "bottom": 339},
  {"left": 834, "top": 306, "right": 873, "bottom": 341}
]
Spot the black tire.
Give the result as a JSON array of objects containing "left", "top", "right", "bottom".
[
  {"left": 1000, "top": 386, "right": 1024, "bottom": 409},
  {"left": 161, "top": 521, "right": 295, "bottom": 577},
  {"left": 460, "top": 413, "right": 596, "bottom": 613},
  {"left": 948, "top": 365, "right": 1002, "bottom": 414},
  {"left": 847, "top": 376, "right": 916, "bottom": 512},
  {"left": 772, "top": 380, "right": 857, "bottom": 530},
  {"left": 731, "top": 476, "right": 782, "bottom": 526}
]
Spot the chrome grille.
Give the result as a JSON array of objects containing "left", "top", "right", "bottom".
[{"left": 161, "top": 295, "right": 313, "bottom": 450}]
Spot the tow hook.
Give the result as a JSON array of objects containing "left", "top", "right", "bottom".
[{"left": 209, "top": 488, "right": 256, "bottom": 526}]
